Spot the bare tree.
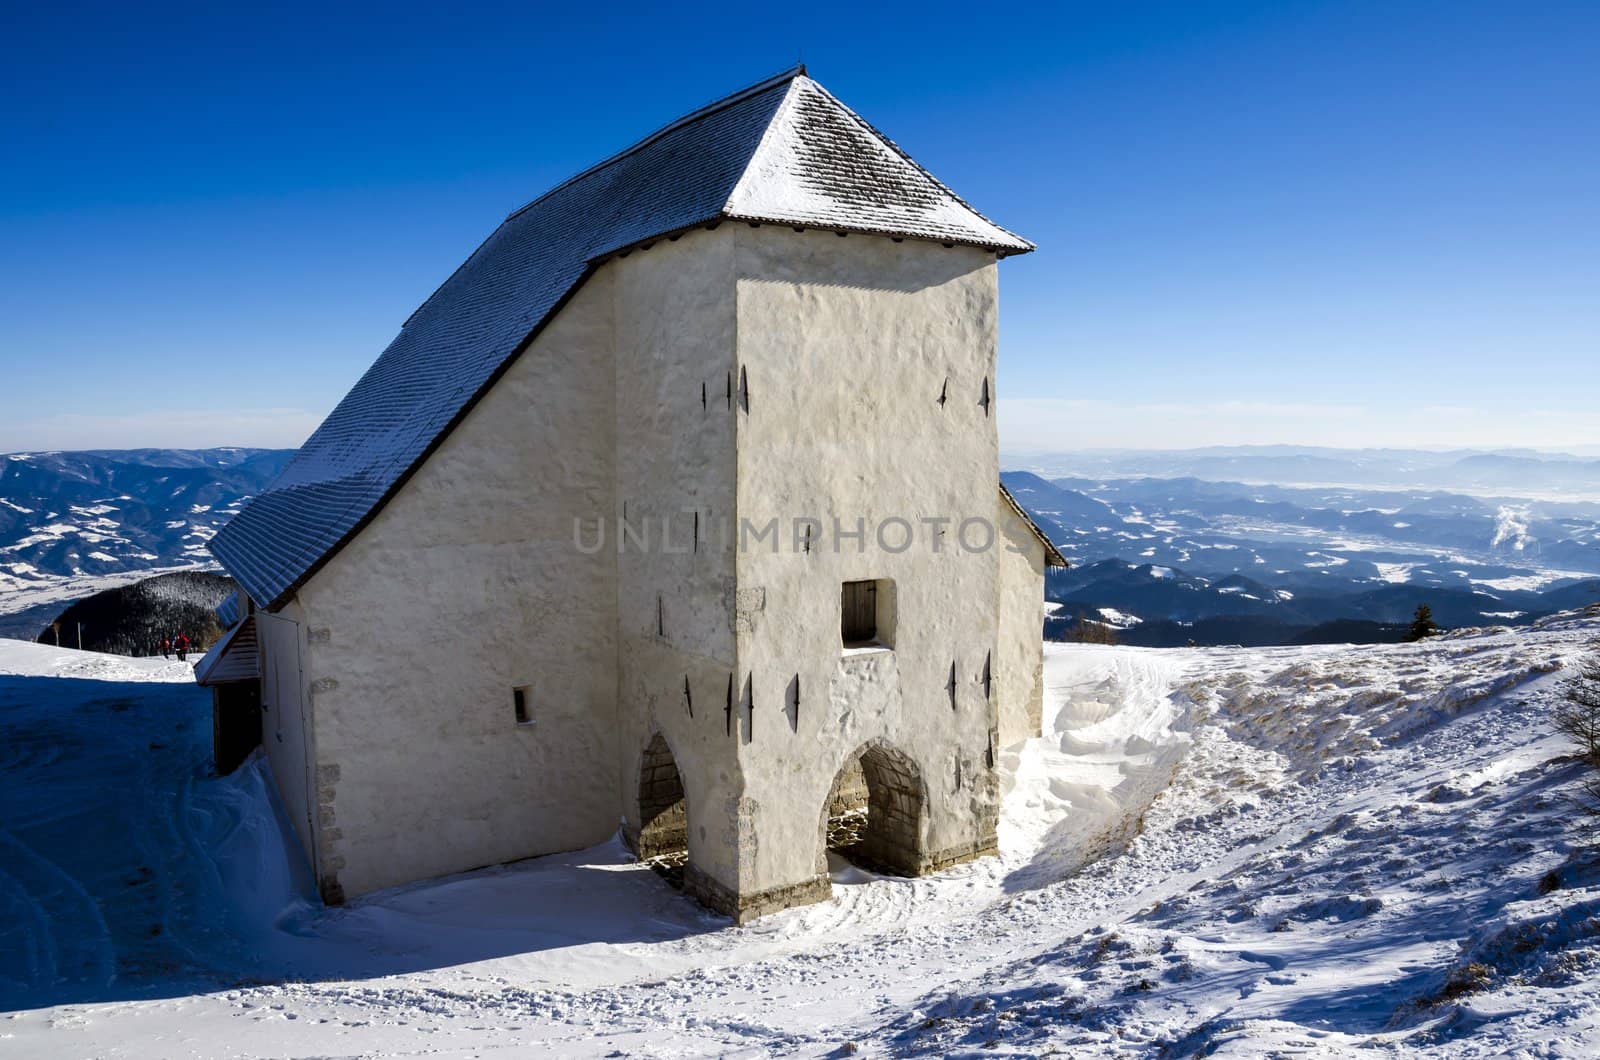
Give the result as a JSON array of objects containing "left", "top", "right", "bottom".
[
  {"left": 1555, "top": 650, "right": 1600, "bottom": 832},
  {"left": 1578, "top": 775, "right": 1600, "bottom": 824},
  {"left": 1554, "top": 651, "right": 1600, "bottom": 765}
]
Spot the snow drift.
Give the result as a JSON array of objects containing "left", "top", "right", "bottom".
[{"left": 3, "top": 614, "right": 1599, "bottom": 1057}]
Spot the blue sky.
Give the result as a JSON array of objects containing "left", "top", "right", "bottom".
[{"left": 2, "top": 2, "right": 1596, "bottom": 453}]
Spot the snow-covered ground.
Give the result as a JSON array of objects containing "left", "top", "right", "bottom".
[{"left": 3, "top": 618, "right": 1600, "bottom": 1056}]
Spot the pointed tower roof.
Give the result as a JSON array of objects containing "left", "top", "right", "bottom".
[
  {"left": 725, "top": 73, "right": 1031, "bottom": 251},
  {"left": 212, "top": 68, "right": 1033, "bottom": 610}
]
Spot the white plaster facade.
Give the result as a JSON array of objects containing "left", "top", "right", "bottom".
[
  {"left": 236, "top": 224, "right": 1057, "bottom": 918},
  {"left": 208, "top": 70, "right": 1062, "bottom": 920}
]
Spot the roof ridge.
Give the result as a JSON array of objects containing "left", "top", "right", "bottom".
[
  {"left": 505, "top": 65, "right": 806, "bottom": 223},
  {"left": 401, "top": 66, "right": 804, "bottom": 330},
  {"left": 794, "top": 76, "right": 1034, "bottom": 253},
  {"left": 217, "top": 67, "right": 1036, "bottom": 609}
]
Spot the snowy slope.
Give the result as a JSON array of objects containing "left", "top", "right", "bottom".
[
  {"left": 0, "top": 637, "right": 198, "bottom": 682},
  {"left": 2, "top": 618, "right": 1599, "bottom": 1056}
]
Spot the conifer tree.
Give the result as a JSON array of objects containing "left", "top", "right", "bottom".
[{"left": 1404, "top": 603, "right": 1440, "bottom": 642}]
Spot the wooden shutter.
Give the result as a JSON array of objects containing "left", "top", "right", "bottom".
[{"left": 842, "top": 580, "right": 878, "bottom": 645}]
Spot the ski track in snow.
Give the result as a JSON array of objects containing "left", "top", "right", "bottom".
[{"left": 2, "top": 619, "right": 1599, "bottom": 1056}]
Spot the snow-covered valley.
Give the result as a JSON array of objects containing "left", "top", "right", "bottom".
[
  {"left": 3, "top": 617, "right": 1598, "bottom": 1056},
  {"left": 0, "top": 450, "right": 291, "bottom": 639},
  {"left": 1004, "top": 469, "right": 1600, "bottom": 647}
]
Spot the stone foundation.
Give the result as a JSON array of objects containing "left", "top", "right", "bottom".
[
  {"left": 628, "top": 801, "right": 687, "bottom": 860},
  {"left": 318, "top": 875, "right": 346, "bottom": 906},
  {"left": 923, "top": 835, "right": 998, "bottom": 873},
  {"left": 684, "top": 864, "right": 832, "bottom": 924},
  {"left": 679, "top": 835, "right": 997, "bottom": 923}
]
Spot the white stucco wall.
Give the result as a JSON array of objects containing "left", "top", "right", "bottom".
[
  {"left": 608, "top": 227, "right": 745, "bottom": 893},
  {"left": 995, "top": 496, "right": 1048, "bottom": 749},
  {"left": 727, "top": 225, "right": 1004, "bottom": 900},
  {"left": 252, "top": 222, "right": 1042, "bottom": 915},
  {"left": 292, "top": 270, "right": 621, "bottom": 900}
]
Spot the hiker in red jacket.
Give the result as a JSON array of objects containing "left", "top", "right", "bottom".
[
  {"left": 159, "top": 635, "right": 172, "bottom": 659},
  {"left": 174, "top": 633, "right": 190, "bottom": 662}
]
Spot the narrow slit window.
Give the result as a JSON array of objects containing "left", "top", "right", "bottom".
[{"left": 513, "top": 686, "right": 531, "bottom": 725}]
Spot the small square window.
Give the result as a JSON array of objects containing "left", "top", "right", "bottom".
[
  {"left": 841, "top": 579, "right": 894, "bottom": 649},
  {"left": 513, "top": 686, "right": 532, "bottom": 725}
]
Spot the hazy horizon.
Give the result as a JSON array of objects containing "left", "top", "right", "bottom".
[{"left": 3, "top": 406, "right": 1597, "bottom": 459}]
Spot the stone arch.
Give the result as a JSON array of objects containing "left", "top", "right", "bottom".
[
  {"left": 630, "top": 731, "right": 689, "bottom": 873},
  {"left": 819, "top": 740, "right": 927, "bottom": 877}
]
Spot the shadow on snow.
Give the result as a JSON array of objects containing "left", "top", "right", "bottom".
[{"left": 0, "top": 672, "right": 722, "bottom": 1012}]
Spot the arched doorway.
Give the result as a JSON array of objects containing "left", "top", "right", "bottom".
[
  {"left": 632, "top": 732, "right": 689, "bottom": 885},
  {"left": 820, "top": 742, "right": 926, "bottom": 876}
]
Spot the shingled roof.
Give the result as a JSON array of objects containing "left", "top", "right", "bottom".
[{"left": 211, "top": 67, "right": 1034, "bottom": 610}]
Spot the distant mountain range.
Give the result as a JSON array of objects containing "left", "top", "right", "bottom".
[
  {"left": 0, "top": 448, "right": 291, "bottom": 579},
  {"left": 1006, "top": 446, "right": 1600, "bottom": 495},
  {"left": 1004, "top": 468, "right": 1600, "bottom": 647},
  {"left": 0, "top": 448, "right": 292, "bottom": 638},
  {"left": 3, "top": 445, "right": 1599, "bottom": 651}
]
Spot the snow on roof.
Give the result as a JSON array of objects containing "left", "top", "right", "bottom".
[
  {"left": 723, "top": 76, "right": 1030, "bottom": 250},
  {"left": 211, "top": 67, "right": 1033, "bottom": 610}
]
